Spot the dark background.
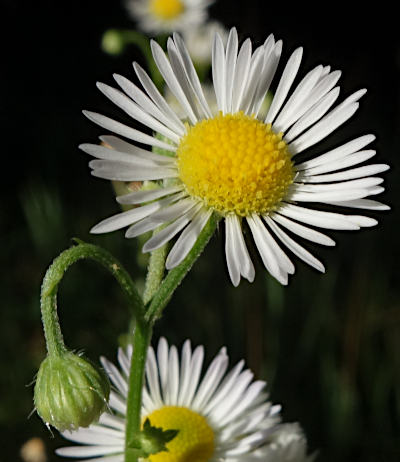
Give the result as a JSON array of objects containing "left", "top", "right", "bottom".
[{"left": 2, "top": 1, "right": 399, "bottom": 461}]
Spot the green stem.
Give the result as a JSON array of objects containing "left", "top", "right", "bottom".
[
  {"left": 124, "top": 320, "right": 153, "bottom": 462},
  {"left": 143, "top": 238, "right": 168, "bottom": 306},
  {"left": 145, "top": 213, "right": 220, "bottom": 323},
  {"left": 41, "top": 241, "right": 144, "bottom": 358}
]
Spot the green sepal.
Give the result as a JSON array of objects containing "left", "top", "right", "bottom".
[{"left": 128, "top": 418, "right": 179, "bottom": 458}]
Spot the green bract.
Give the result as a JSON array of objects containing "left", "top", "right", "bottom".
[{"left": 34, "top": 351, "right": 110, "bottom": 432}]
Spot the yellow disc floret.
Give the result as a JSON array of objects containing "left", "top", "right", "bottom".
[
  {"left": 149, "top": 0, "right": 185, "bottom": 20},
  {"left": 145, "top": 406, "right": 214, "bottom": 462},
  {"left": 177, "top": 112, "right": 295, "bottom": 217}
]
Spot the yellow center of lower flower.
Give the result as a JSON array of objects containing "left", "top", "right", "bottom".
[
  {"left": 149, "top": 0, "right": 185, "bottom": 20},
  {"left": 176, "top": 112, "right": 295, "bottom": 217},
  {"left": 145, "top": 406, "right": 215, "bottom": 462}
]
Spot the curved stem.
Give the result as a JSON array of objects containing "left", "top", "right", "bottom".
[
  {"left": 41, "top": 241, "right": 144, "bottom": 358},
  {"left": 145, "top": 213, "right": 220, "bottom": 323}
]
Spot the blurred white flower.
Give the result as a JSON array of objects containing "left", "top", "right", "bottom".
[
  {"left": 182, "top": 21, "right": 228, "bottom": 66},
  {"left": 126, "top": 0, "right": 213, "bottom": 34}
]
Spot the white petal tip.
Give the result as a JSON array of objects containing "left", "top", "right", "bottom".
[{"left": 90, "top": 225, "right": 105, "bottom": 234}]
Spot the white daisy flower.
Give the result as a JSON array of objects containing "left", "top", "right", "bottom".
[
  {"left": 55, "top": 338, "right": 310, "bottom": 461},
  {"left": 126, "top": 0, "right": 213, "bottom": 34},
  {"left": 81, "top": 28, "right": 390, "bottom": 286}
]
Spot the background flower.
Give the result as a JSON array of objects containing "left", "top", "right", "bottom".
[
  {"left": 126, "top": 0, "right": 214, "bottom": 34},
  {"left": 56, "top": 338, "right": 311, "bottom": 462}
]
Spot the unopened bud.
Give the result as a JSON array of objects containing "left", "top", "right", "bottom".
[
  {"left": 34, "top": 352, "right": 110, "bottom": 431},
  {"left": 101, "top": 29, "right": 125, "bottom": 55}
]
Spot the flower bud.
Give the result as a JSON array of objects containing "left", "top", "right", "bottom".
[
  {"left": 34, "top": 351, "right": 110, "bottom": 431},
  {"left": 101, "top": 29, "right": 125, "bottom": 55}
]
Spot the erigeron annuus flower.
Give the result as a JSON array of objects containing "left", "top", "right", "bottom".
[
  {"left": 126, "top": 0, "right": 213, "bottom": 34},
  {"left": 56, "top": 338, "right": 312, "bottom": 461},
  {"left": 81, "top": 28, "right": 389, "bottom": 286}
]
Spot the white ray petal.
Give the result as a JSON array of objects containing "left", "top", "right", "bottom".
[
  {"left": 278, "top": 203, "right": 361, "bottom": 230},
  {"left": 108, "top": 392, "right": 126, "bottom": 414},
  {"left": 266, "top": 217, "right": 325, "bottom": 272},
  {"left": 300, "top": 151, "right": 376, "bottom": 177},
  {"left": 113, "top": 74, "right": 185, "bottom": 136},
  {"left": 301, "top": 163, "right": 389, "bottom": 183},
  {"left": 172, "top": 33, "right": 213, "bottom": 118},
  {"left": 280, "top": 70, "right": 342, "bottom": 133},
  {"left": 83, "top": 111, "right": 176, "bottom": 152},
  {"left": 273, "top": 64, "right": 324, "bottom": 132},
  {"left": 98, "top": 413, "right": 125, "bottom": 431},
  {"left": 133, "top": 62, "right": 185, "bottom": 130},
  {"left": 192, "top": 351, "right": 229, "bottom": 410},
  {"left": 125, "top": 215, "right": 166, "bottom": 238},
  {"left": 225, "top": 216, "right": 240, "bottom": 286},
  {"left": 225, "top": 28, "right": 239, "bottom": 113},
  {"left": 290, "top": 102, "right": 360, "bottom": 155},
  {"left": 247, "top": 214, "right": 288, "bottom": 285},
  {"left": 81, "top": 143, "right": 175, "bottom": 167},
  {"left": 166, "top": 208, "right": 212, "bottom": 269},
  {"left": 182, "top": 345, "right": 204, "bottom": 407},
  {"left": 151, "top": 40, "right": 197, "bottom": 124},
  {"left": 124, "top": 194, "right": 187, "bottom": 238},
  {"left": 167, "top": 38, "right": 202, "bottom": 121},
  {"left": 165, "top": 345, "right": 179, "bottom": 405},
  {"left": 61, "top": 426, "right": 123, "bottom": 445},
  {"left": 96, "top": 82, "right": 181, "bottom": 144},
  {"left": 100, "top": 357, "right": 128, "bottom": 396},
  {"left": 142, "top": 203, "right": 201, "bottom": 252},
  {"left": 256, "top": 215, "right": 295, "bottom": 274},
  {"left": 117, "top": 349, "right": 130, "bottom": 379},
  {"left": 344, "top": 215, "right": 377, "bottom": 227},
  {"left": 288, "top": 188, "right": 370, "bottom": 202},
  {"left": 231, "top": 39, "right": 252, "bottom": 113},
  {"left": 211, "top": 370, "right": 254, "bottom": 422},
  {"left": 148, "top": 197, "right": 199, "bottom": 224},
  {"left": 293, "top": 177, "right": 383, "bottom": 193},
  {"left": 220, "top": 381, "right": 266, "bottom": 426},
  {"left": 177, "top": 340, "right": 192, "bottom": 406},
  {"left": 230, "top": 215, "right": 255, "bottom": 283},
  {"left": 203, "top": 360, "right": 245, "bottom": 415},
  {"left": 156, "top": 338, "right": 168, "bottom": 401},
  {"left": 117, "top": 185, "right": 182, "bottom": 205},
  {"left": 55, "top": 445, "right": 123, "bottom": 458},
  {"left": 270, "top": 213, "right": 335, "bottom": 246},
  {"left": 89, "top": 159, "right": 177, "bottom": 181},
  {"left": 284, "top": 87, "right": 340, "bottom": 143},
  {"left": 265, "top": 47, "right": 303, "bottom": 124},
  {"left": 98, "top": 136, "right": 176, "bottom": 165},
  {"left": 252, "top": 40, "right": 282, "bottom": 116},
  {"left": 212, "top": 33, "right": 227, "bottom": 112},
  {"left": 296, "top": 134, "right": 375, "bottom": 170},
  {"left": 145, "top": 347, "right": 163, "bottom": 408},
  {"left": 90, "top": 200, "right": 166, "bottom": 234},
  {"left": 326, "top": 199, "right": 390, "bottom": 210},
  {"left": 240, "top": 46, "right": 266, "bottom": 114}
]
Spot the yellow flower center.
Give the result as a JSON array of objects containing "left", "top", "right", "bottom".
[
  {"left": 176, "top": 112, "right": 295, "bottom": 217},
  {"left": 149, "top": 0, "right": 185, "bottom": 20},
  {"left": 145, "top": 406, "right": 214, "bottom": 462}
]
